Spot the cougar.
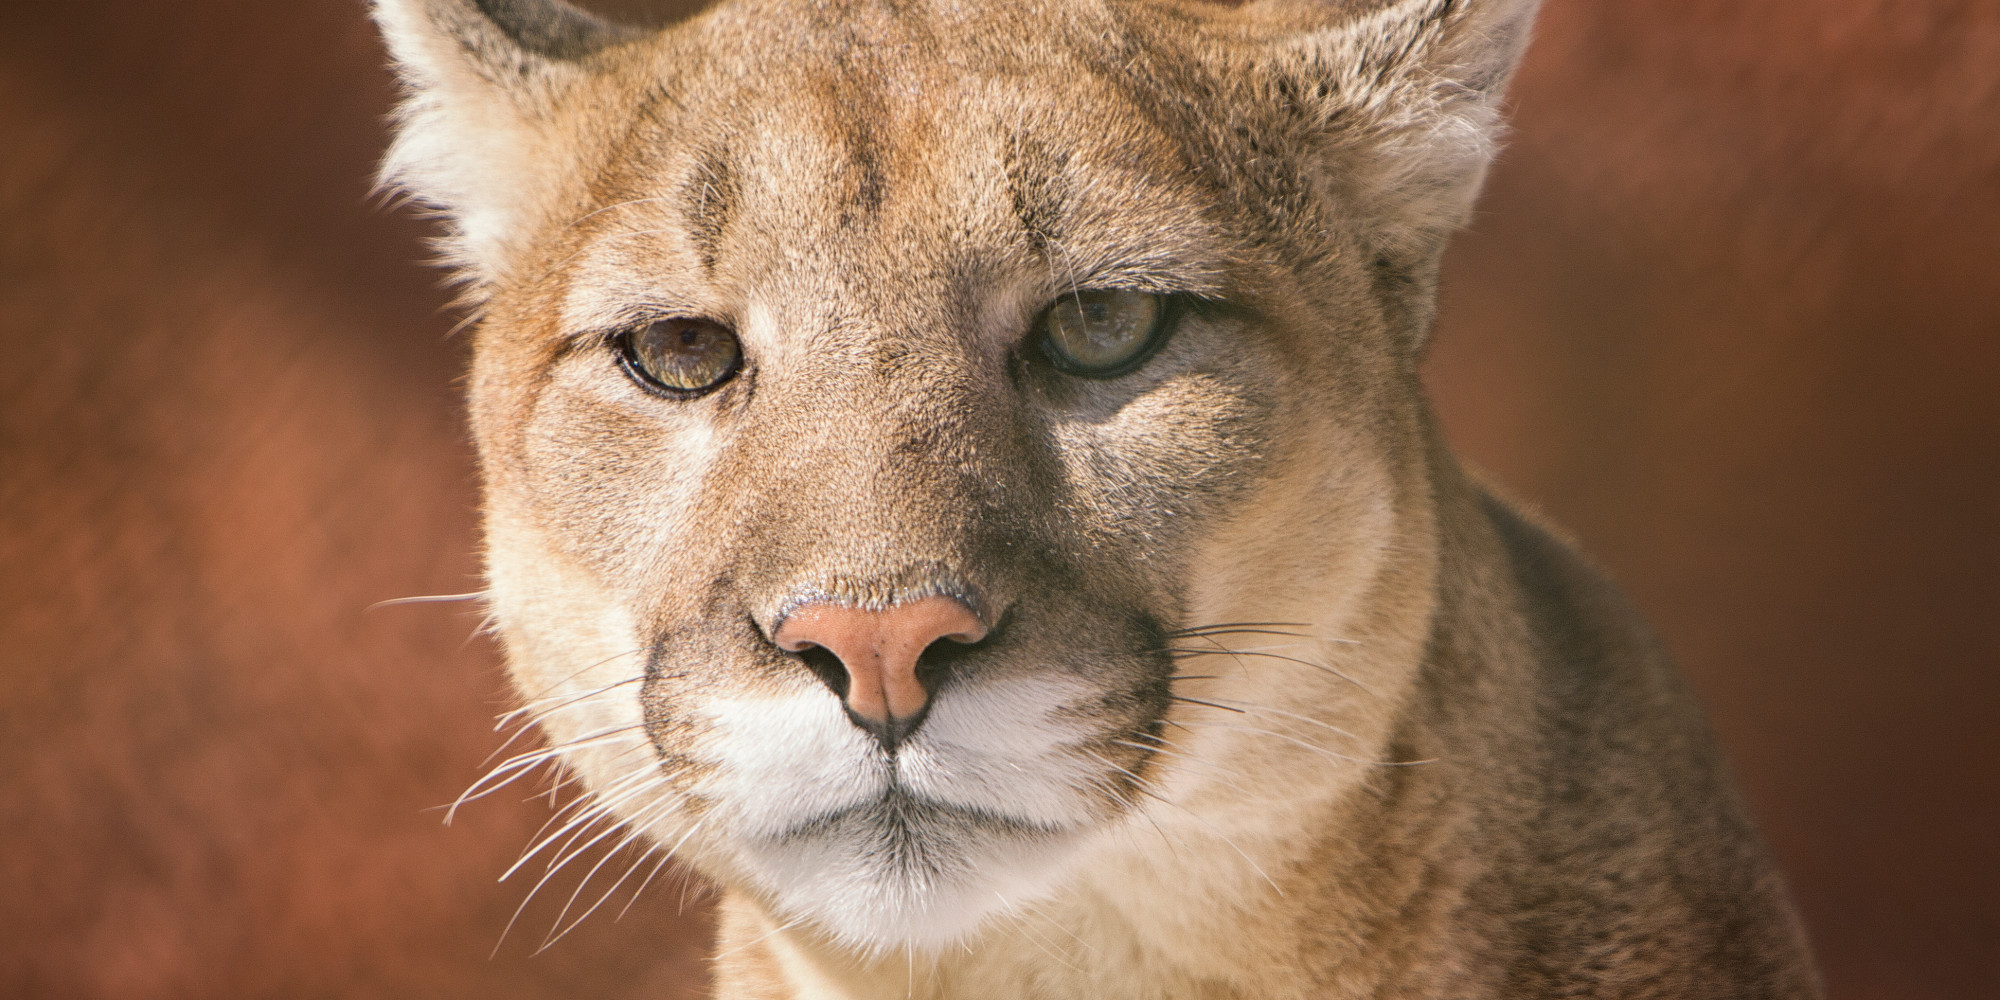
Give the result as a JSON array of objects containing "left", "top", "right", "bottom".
[{"left": 373, "top": 0, "right": 1821, "bottom": 995}]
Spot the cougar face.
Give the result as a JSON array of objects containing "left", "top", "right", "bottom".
[
  {"left": 379, "top": 1, "right": 1825, "bottom": 993},
  {"left": 458, "top": 10, "right": 1424, "bottom": 946}
]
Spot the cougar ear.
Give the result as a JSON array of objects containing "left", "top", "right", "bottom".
[
  {"left": 1180, "top": 0, "right": 1540, "bottom": 338},
  {"left": 373, "top": 0, "right": 642, "bottom": 288}
]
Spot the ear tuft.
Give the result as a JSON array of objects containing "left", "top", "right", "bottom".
[
  {"left": 373, "top": 0, "right": 641, "bottom": 292},
  {"left": 1265, "top": 0, "right": 1535, "bottom": 236},
  {"left": 1191, "top": 0, "right": 1539, "bottom": 341}
]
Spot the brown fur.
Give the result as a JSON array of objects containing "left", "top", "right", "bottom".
[
  {"left": 14, "top": 0, "right": 2000, "bottom": 995},
  {"left": 369, "top": 0, "right": 1822, "bottom": 996}
]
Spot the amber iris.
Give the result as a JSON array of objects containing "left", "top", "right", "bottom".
[
  {"left": 618, "top": 318, "right": 742, "bottom": 396},
  {"left": 1038, "top": 289, "right": 1167, "bottom": 377}
]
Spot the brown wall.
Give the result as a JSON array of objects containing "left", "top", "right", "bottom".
[{"left": 0, "top": 1, "right": 1992, "bottom": 997}]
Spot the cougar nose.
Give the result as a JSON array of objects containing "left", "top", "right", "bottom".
[{"left": 773, "top": 596, "right": 987, "bottom": 747}]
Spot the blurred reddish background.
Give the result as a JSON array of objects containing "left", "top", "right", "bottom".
[{"left": 1, "top": 1, "right": 1993, "bottom": 997}]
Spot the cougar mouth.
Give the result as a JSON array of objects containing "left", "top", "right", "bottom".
[
  {"left": 728, "top": 779, "right": 1097, "bottom": 951},
  {"left": 771, "top": 786, "right": 1066, "bottom": 853},
  {"left": 660, "top": 621, "right": 1174, "bottom": 949}
]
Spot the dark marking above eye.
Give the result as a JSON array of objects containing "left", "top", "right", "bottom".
[
  {"left": 680, "top": 146, "right": 737, "bottom": 273},
  {"left": 843, "top": 112, "right": 888, "bottom": 218},
  {"left": 1003, "top": 134, "right": 1073, "bottom": 258}
]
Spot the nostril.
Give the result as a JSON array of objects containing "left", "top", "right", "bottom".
[
  {"left": 770, "top": 594, "right": 990, "bottom": 745},
  {"left": 913, "top": 632, "right": 983, "bottom": 696},
  {"left": 796, "top": 643, "right": 849, "bottom": 699}
]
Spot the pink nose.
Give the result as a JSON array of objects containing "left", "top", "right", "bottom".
[{"left": 772, "top": 596, "right": 987, "bottom": 736}]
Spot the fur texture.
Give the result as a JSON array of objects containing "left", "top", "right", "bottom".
[{"left": 374, "top": 0, "right": 1821, "bottom": 995}]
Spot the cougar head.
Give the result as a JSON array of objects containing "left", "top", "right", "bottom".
[{"left": 377, "top": 0, "right": 1534, "bottom": 952}]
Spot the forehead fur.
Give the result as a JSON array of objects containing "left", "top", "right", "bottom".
[
  {"left": 379, "top": 0, "right": 1535, "bottom": 316},
  {"left": 557, "top": 62, "right": 1252, "bottom": 330}
]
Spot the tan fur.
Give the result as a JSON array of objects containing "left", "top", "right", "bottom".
[{"left": 375, "top": 0, "right": 1821, "bottom": 995}]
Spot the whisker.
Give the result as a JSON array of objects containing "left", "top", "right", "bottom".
[
  {"left": 1164, "top": 621, "right": 1308, "bottom": 636},
  {"left": 710, "top": 914, "right": 810, "bottom": 961},
  {"left": 513, "top": 649, "right": 648, "bottom": 707},
  {"left": 1071, "top": 752, "right": 1197, "bottom": 857},
  {"left": 1164, "top": 643, "right": 1372, "bottom": 692},
  {"left": 507, "top": 770, "right": 675, "bottom": 880},
  {"left": 539, "top": 818, "right": 668, "bottom": 950},
  {"left": 365, "top": 591, "right": 489, "bottom": 612},
  {"left": 1195, "top": 698, "right": 1367, "bottom": 745},
  {"left": 616, "top": 818, "right": 708, "bottom": 921},
  {"left": 1083, "top": 750, "right": 1281, "bottom": 895},
  {"left": 518, "top": 774, "right": 678, "bottom": 894},
  {"left": 1109, "top": 737, "right": 1242, "bottom": 782},
  {"left": 534, "top": 769, "right": 684, "bottom": 869},
  {"left": 433, "top": 752, "right": 562, "bottom": 822},
  {"left": 1183, "top": 642, "right": 1320, "bottom": 654},
  {"left": 558, "top": 195, "right": 677, "bottom": 233},
  {"left": 501, "top": 768, "right": 661, "bottom": 873},
  {"left": 525, "top": 228, "right": 683, "bottom": 289},
  {"left": 462, "top": 609, "right": 502, "bottom": 650},
  {"left": 445, "top": 309, "right": 483, "bottom": 340},
  {"left": 1166, "top": 628, "right": 1317, "bottom": 642},
  {"left": 496, "top": 675, "right": 645, "bottom": 733},
  {"left": 521, "top": 739, "right": 657, "bottom": 807},
  {"left": 493, "top": 802, "right": 651, "bottom": 958},
  {"left": 445, "top": 726, "right": 648, "bottom": 823},
  {"left": 477, "top": 720, "right": 554, "bottom": 772},
  {"left": 1168, "top": 694, "right": 1246, "bottom": 715},
  {"left": 476, "top": 654, "right": 649, "bottom": 779},
  {"left": 991, "top": 892, "right": 1085, "bottom": 974},
  {"left": 538, "top": 799, "right": 690, "bottom": 951},
  {"left": 612, "top": 844, "right": 672, "bottom": 923},
  {"left": 1173, "top": 719, "right": 1431, "bottom": 768},
  {"left": 460, "top": 720, "right": 648, "bottom": 788},
  {"left": 676, "top": 867, "right": 714, "bottom": 916},
  {"left": 1084, "top": 750, "right": 1155, "bottom": 803}
]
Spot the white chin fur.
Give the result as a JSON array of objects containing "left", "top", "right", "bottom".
[
  {"left": 737, "top": 805, "right": 1084, "bottom": 951},
  {"left": 692, "top": 674, "right": 1106, "bottom": 950}
]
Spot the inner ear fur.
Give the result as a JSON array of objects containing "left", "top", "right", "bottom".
[
  {"left": 466, "top": 0, "right": 642, "bottom": 60},
  {"left": 373, "top": 0, "right": 646, "bottom": 292}
]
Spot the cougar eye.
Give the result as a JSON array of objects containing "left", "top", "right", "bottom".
[
  {"left": 616, "top": 318, "right": 742, "bottom": 396},
  {"left": 1038, "top": 289, "right": 1169, "bottom": 377}
]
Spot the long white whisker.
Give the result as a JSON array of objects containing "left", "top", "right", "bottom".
[
  {"left": 446, "top": 726, "right": 646, "bottom": 823},
  {"left": 492, "top": 802, "right": 650, "bottom": 958},
  {"left": 1083, "top": 749, "right": 1281, "bottom": 896},
  {"left": 710, "top": 914, "right": 809, "bottom": 961},
  {"left": 365, "top": 591, "right": 488, "bottom": 611},
  {"left": 537, "top": 798, "right": 687, "bottom": 950},
  {"left": 1169, "top": 639, "right": 1372, "bottom": 692},
  {"left": 521, "top": 739, "right": 657, "bottom": 808},
  {"left": 1109, "top": 737, "right": 1243, "bottom": 783},
  {"left": 1194, "top": 699, "right": 1368, "bottom": 745},
  {"left": 1079, "top": 751, "right": 1199, "bottom": 861},
  {"left": 504, "top": 769, "right": 673, "bottom": 880},
  {"left": 526, "top": 229, "right": 683, "bottom": 289},
  {"left": 992, "top": 892, "right": 1084, "bottom": 973},
  {"left": 617, "top": 818, "right": 709, "bottom": 921},
  {"left": 1172, "top": 719, "right": 1431, "bottom": 767},
  {"left": 512, "top": 649, "right": 648, "bottom": 707},
  {"left": 558, "top": 195, "right": 677, "bottom": 233},
  {"left": 497, "top": 675, "right": 646, "bottom": 733}
]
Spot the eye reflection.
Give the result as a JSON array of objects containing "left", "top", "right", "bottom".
[
  {"left": 1038, "top": 289, "right": 1167, "bottom": 377},
  {"left": 618, "top": 318, "right": 742, "bottom": 396}
]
